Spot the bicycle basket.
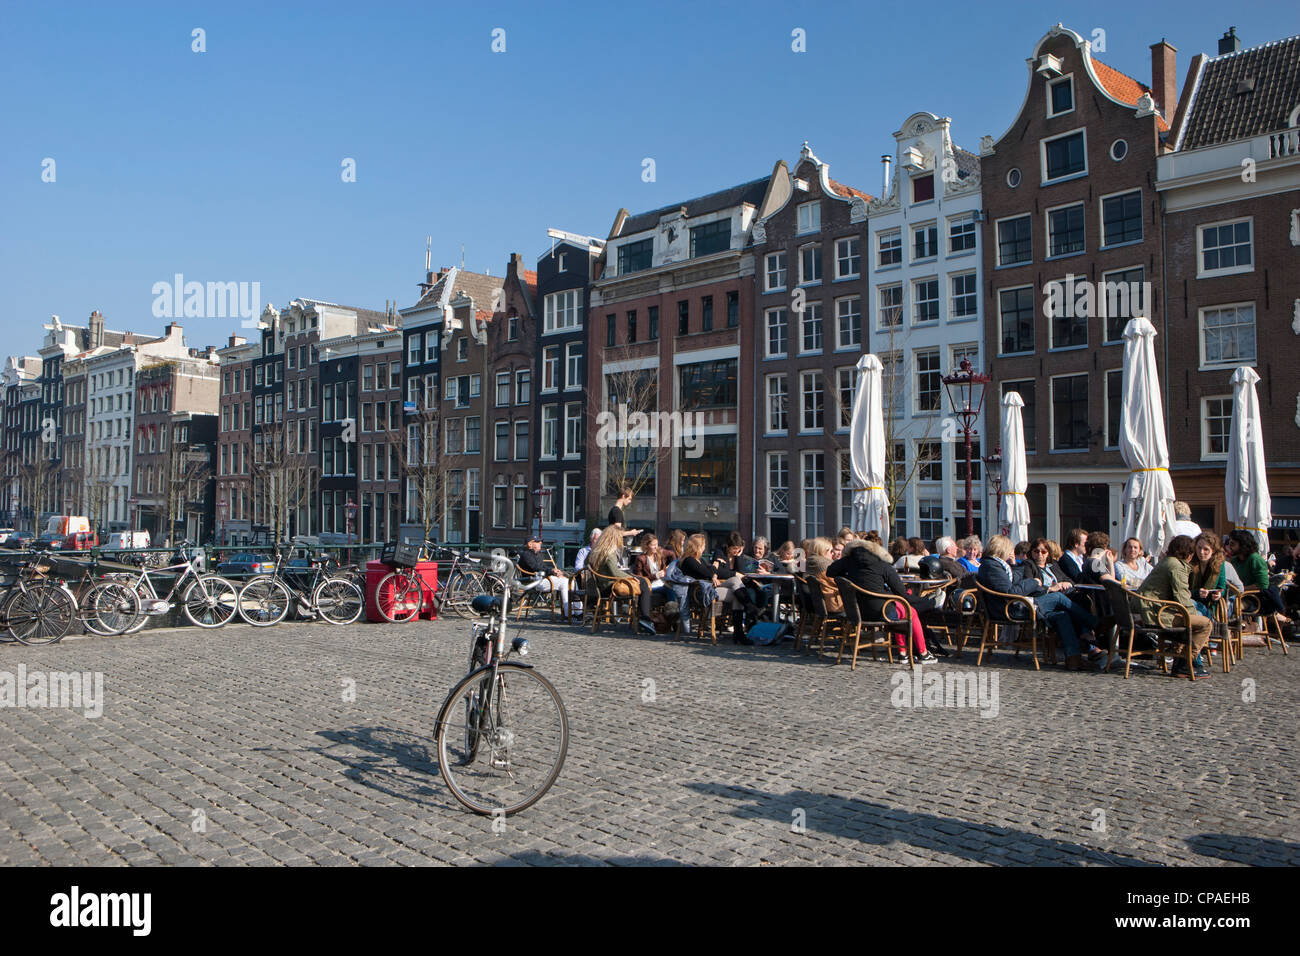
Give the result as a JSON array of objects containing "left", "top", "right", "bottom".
[{"left": 382, "top": 542, "right": 422, "bottom": 568}]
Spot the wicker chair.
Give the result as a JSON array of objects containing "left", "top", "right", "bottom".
[
  {"left": 1239, "top": 585, "right": 1290, "bottom": 655},
  {"left": 584, "top": 568, "right": 635, "bottom": 633},
  {"left": 1104, "top": 580, "right": 1197, "bottom": 679},
  {"left": 974, "top": 583, "right": 1048, "bottom": 669},
  {"left": 791, "top": 573, "right": 820, "bottom": 653},
  {"left": 676, "top": 581, "right": 721, "bottom": 644},
  {"left": 808, "top": 574, "right": 848, "bottom": 659},
  {"left": 833, "top": 577, "right": 909, "bottom": 669}
]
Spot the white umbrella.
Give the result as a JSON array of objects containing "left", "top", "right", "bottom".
[
  {"left": 1120, "top": 317, "right": 1178, "bottom": 557},
  {"left": 850, "top": 354, "right": 890, "bottom": 536},
  {"left": 1000, "top": 392, "right": 1029, "bottom": 544},
  {"left": 1226, "top": 366, "right": 1271, "bottom": 553}
]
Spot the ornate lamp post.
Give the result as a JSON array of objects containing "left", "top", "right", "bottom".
[
  {"left": 217, "top": 496, "right": 228, "bottom": 547},
  {"left": 981, "top": 444, "right": 1004, "bottom": 535},
  {"left": 346, "top": 498, "right": 358, "bottom": 564},
  {"left": 533, "top": 486, "right": 553, "bottom": 543},
  {"left": 941, "top": 357, "right": 990, "bottom": 538}
]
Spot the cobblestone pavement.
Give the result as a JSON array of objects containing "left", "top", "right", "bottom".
[{"left": 1, "top": 615, "right": 1297, "bottom": 866}]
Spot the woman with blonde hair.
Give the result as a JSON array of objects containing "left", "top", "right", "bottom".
[
  {"left": 587, "top": 525, "right": 656, "bottom": 634},
  {"left": 805, "top": 537, "right": 834, "bottom": 575}
]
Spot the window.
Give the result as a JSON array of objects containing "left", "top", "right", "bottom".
[
  {"left": 766, "top": 308, "right": 788, "bottom": 357},
  {"left": 1047, "top": 203, "right": 1086, "bottom": 257},
  {"left": 799, "top": 245, "right": 822, "bottom": 284},
  {"left": 564, "top": 403, "right": 583, "bottom": 456},
  {"left": 541, "top": 406, "right": 559, "bottom": 457},
  {"left": 838, "top": 453, "right": 854, "bottom": 529},
  {"left": 677, "top": 300, "right": 689, "bottom": 336},
  {"left": 726, "top": 291, "right": 738, "bottom": 329},
  {"left": 679, "top": 359, "right": 738, "bottom": 410},
  {"left": 363, "top": 364, "right": 375, "bottom": 391},
  {"left": 514, "top": 421, "right": 528, "bottom": 460},
  {"left": 606, "top": 314, "right": 615, "bottom": 347},
  {"left": 1051, "top": 374, "right": 1089, "bottom": 450},
  {"left": 1101, "top": 266, "right": 1146, "bottom": 343},
  {"left": 797, "top": 201, "right": 821, "bottom": 234},
  {"left": 614, "top": 444, "right": 656, "bottom": 495},
  {"left": 495, "top": 422, "right": 510, "bottom": 461},
  {"left": 768, "top": 452, "right": 789, "bottom": 514},
  {"left": 951, "top": 342, "right": 979, "bottom": 374},
  {"left": 690, "top": 220, "right": 730, "bottom": 257},
  {"left": 1105, "top": 370, "right": 1123, "bottom": 449},
  {"left": 467, "top": 375, "right": 480, "bottom": 400},
  {"left": 563, "top": 473, "right": 583, "bottom": 524},
  {"left": 912, "top": 278, "right": 939, "bottom": 325},
  {"left": 766, "top": 374, "right": 788, "bottom": 432},
  {"left": 565, "top": 344, "right": 583, "bottom": 389},
  {"left": 627, "top": 310, "right": 637, "bottom": 344},
  {"left": 515, "top": 370, "right": 531, "bottom": 405},
  {"left": 765, "top": 252, "right": 787, "bottom": 291},
  {"left": 408, "top": 334, "right": 422, "bottom": 365},
  {"left": 912, "top": 174, "right": 935, "bottom": 203},
  {"left": 999, "top": 287, "right": 1035, "bottom": 354},
  {"left": 877, "top": 285, "right": 902, "bottom": 330},
  {"left": 701, "top": 296, "right": 713, "bottom": 332},
  {"left": 542, "top": 347, "right": 559, "bottom": 391},
  {"left": 800, "top": 371, "right": 824, "bottom": 431},
  {"left": 836, "top": 296, "right": 861, "bottom": 348},
  {"left": 507, "top": 314, "right": 519, "bottom": 341},
  {"left": 649, "top": 305, "right": 659, "bottom": 340},
  {"left": 802, "top": 452, "right": 825, "bottom": 534},
  {"left": 678, "top": 435, "right": 737, "bottom": 497},
  {"left": 457, "top": 337, "right": 468, "bottom": 362},
  {"left": 800, "top": 301, "right": 823, "bottom": 352},
  {"left": 495, "top": 372, "right": 510, "bottom": 408},
  {"left": 835, "top": 237, "right": 860, "bottom": 278},
  {"left": 915, "top": 349, "right": 941, "bottom": 412},
  {"left": 1201, "top": 396, "right": 1233, "bottom": 459},
  {"left": 917, "top": 441, "right": 943, "bottom": 481},
  {"left": 1102, "top": 190, "right": 1142, "bottom": 246},
  {"left": 918, "top": 498, "right": 944, "bottom": 542},
  {"left": 538, "top": 473, "right": 556, "bottom": 523},
  {"left": 1047, "top": 76, "right": 1073, "bottom": 116},
  {"left": 954, "top": 438, "right": 981, "bottom": 482},
  {"left": 426, "top": 331, "right": 439, "bottom": 362},
  {"left": 1199, "top": 219, "right": 1253, "bottom": 276},
  {"left": 877, "top": 229, "right": 902, "bottom": 268},
  {"left": 948, "top": 214, "right": 976, "bottom": 253},
  {"left": 950, "top": 273, "right": 977, "bottom": 320},
  {"left": 493, "top": 482, "right": 508, "bottom": 527},
  {"left": 1043, "top": 130, "right": 1086, "bottom": 181},
  {"left": 836, "top": 367, "right": 854, "bottom": 429},
  {"left": 1050, "top": 278, "right": 1087, "bottom": 349},
  {"left": 1201, "top": 304, "right": 1256, "bottom": 367},
  {"left": 617, "top": 238, "right": 653, "bottom": 275},
  {"left": 912, "top": 223, "right": 938, "bottom": 260},
  {"left": 445, "top": 418, "right": 463, "bottom": 455},
  {"left": 465, "top": 416, "right": 481, "bottom": 454}
]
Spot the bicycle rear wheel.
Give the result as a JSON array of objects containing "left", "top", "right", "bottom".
[
  {"left": 82, "top": 580, "right": 142, "bottom": 636},
  {"left": 6, "top": 584, "right": 77, "bottom": 645},
  {"left": 436, "top": 663, "right": 568, "bottom": 815},
  {"left": 183, "top": 576, "right": 239, "bottom": 628},
  {"left": 315, "top": 577, "right": 363, "bottom": 625},
  {"left": 375, "top": 569, "right": 422, "bottom": 623},
  {"left": 237, "top": 577, "right": 291, "bottom": 626},
  {"left": 441, "top": 570, "right": 480, "bottom": 619}
]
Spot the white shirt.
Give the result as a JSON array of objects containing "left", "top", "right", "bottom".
[{"left": 1174, "top": 519, "right": 1202, "bottom": 538}]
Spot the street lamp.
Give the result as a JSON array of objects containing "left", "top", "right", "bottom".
[
  {"left": 533, "top": 486, "right": 553, "bottom": 544},
  {"left": 345, "top": 498, "right": 358, "bottom": 564},
  {"left": 981, "top": 443, "right": 1004, "bottom": 536},
  {"left": 941, "top": 357, "right": 990, "bottom": 539}
]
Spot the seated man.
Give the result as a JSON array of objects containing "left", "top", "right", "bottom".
[
  {"left": 517, "top": 535, "right": 571, "bottom": 619},
  {"left": 573, "top": 527, "right": 601, "bottom": 571},
  {"left": 977, "top": 534, "right": 1100, "bottom": 670},
  {"left": 933, "top": 535, "right": 970, "bottom": 586},
  {"left": 1139, "top": 534, "right": 1213, "bottom": 678}
]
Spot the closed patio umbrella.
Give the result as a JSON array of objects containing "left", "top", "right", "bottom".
[
  {"left": 850, "top": 354, "right": 890, "bottom": 536},
  {"left": 1226, "top": 366, "right": 1271, "bottom": 553},
  {"left": 1120, "top": 317, "right": 1178, "bottom": 557},
  {"left": 1000, "top": 392, "right": 1029, "bottom": 544}
]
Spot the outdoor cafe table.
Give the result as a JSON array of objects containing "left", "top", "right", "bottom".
[{"left": 744, "top": 572, "right": 796, "bottom": 623}]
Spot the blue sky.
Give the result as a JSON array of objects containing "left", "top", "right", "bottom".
[{"left": 1, "top": 0, "right": 1294, "bottom": 351}]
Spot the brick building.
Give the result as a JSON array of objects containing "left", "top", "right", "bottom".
[{"left": 486, "top": 254, "right": 538, "bottom": 547}]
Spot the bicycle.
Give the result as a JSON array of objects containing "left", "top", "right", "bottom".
[
  {"left": 376, "top": 543, "right": 505, "bottom": 623},
  {"left": 434, "top": 553, "right": 568, "bottom": 815},
  {"left": 0, "top": 553, "right": 80, "bottom": 645},
  {"left": 98, "top": 548, "right": 238, "bottom": 632},
  {"left": 237, "top": 547, "right": 363, "bottom": 626}
]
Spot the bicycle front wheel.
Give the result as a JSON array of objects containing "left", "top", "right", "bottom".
[
  {"left": 315, "top": 577, "right": 363, "bottom": 625},
  {"left": 82, "top": 580, "right": 143, "bottom": 636},
  {"left": 237, "top": 576, "right": 291, "bottom": 626},
  {"left": 183, "top": 576, "right": 239, "bottom": 628},
  {"left": 436, "top": 663, "right": 568, "bottom": 816},
  {"left": 6, "top": 584, "right": 77, "bottom": 645},
  {"left": 375, "top": 570, "right": 422, "bottom": 623}
]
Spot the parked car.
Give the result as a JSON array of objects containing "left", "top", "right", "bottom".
[
  {"left": 5, "top": 531, "right": 35, "bottom": 549},
  {"left": 216, "top": 552, "right": 276, "bottom": 579},
  {"left": 0, "top": 528, "right": 14, "bottom": 544},
  {"left": 35, "top": 533, "right": 65, "bottom": 550},
  {"left": 61, "top": 530, "right": 98, "bottom": 550}
]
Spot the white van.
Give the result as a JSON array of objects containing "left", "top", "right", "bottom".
[{"left": 105, "top": 531, "right": 151, "bottom": 551}]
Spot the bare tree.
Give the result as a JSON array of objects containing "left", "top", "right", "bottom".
[
  {"left": 399, "top": 391, "right": 461, "bottom": 543},
  {"left": 251, "top": 421, "right": 319, "bottom": 545},
  {"left": 17, "top": 452, "right": 56, "bottom": 534},
  {"left": 158, "top": 431, "right": 213, "bottom": 546},
  {"left": 591, "top": 352, "right": 663, "bottom": 501}
]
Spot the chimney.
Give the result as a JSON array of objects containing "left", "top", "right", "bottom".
[
  {"left": 226, "top": 334, "right": 246, "bottom": 347},
  {"left": 881, "top": 154, "right": 892, "bottom": 197},
  {"left": 1218, "top": 26, "right": 1241, "bottom": 55},
  {"left": 88, "top": 310, "right": 104, "bottom": 348},
  {"left": 1150, "top": 39, "right": 1177, "bottom": 119}
]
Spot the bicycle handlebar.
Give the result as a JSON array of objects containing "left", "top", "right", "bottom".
[{"left": 466, "top": 552, "right": 516, "bottom": 584}]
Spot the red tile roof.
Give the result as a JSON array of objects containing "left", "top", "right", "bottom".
[
  {"left": 1093, "top": 58, "right": 1171, "bottom": 131},
  {"left": 828, "top": 178, "right": 872, "bottom": 201}
]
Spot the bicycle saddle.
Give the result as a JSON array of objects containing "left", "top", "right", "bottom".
[{"left": 471, "top": 594, "right": 502, "bottom": 617}]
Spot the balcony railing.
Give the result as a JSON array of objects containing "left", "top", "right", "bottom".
[{"left": 1268, "top": 126, "right": 1300, "bottom": 159}]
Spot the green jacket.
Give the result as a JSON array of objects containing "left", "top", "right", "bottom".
[
  {"left": 1137, "top": 556, "right": 1194, "bottom": 625},
  {"left": 1230, "top": 552, "right": 1270, "bottom": 590},
  {"left": 593, "top": 553, "right": 630, "bottom": 595}
]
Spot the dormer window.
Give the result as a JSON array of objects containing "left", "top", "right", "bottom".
[
  {"left": 912, "top": 174, "right": 935, "bottom": 203},
  {"left": 690, "top": 220, "right": 731, "bottom": 257},
  {"left": 557, "top": 253, "right": 567, "bottom": 272},
  {"left": 617, "top": 238, "right": 653, "bottom": 276},
  {"left": 1048, "top": 76, "right": 1074, "bottom": 117}
]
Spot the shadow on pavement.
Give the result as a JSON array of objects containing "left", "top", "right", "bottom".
[
  {"left": 314, "top": 726, "right": 449, "bottom": 808},
  {"left": 1185, "top": 833, "right": 1300, "bottom": 865}
]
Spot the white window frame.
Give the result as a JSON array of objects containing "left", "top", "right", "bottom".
[
  {"left": 799, "top": 300, "right": 823, "bottom": 354},
  {"left": 799, "top": 370, "right": 823, "bottom": 433},
  {"left": 877, "top": 284, "right": 903, "bottom": 332},
  {"left": 542, "top": 346, "right": 559, "bottom": 392},
  {"left": 1045, "top": 199, "right": 1087, "bottom": 259},
  {"left": 1046, "top": 74, "right": 1075, "bottom": 118},
  {"left": 947, "top": 213, "right": 977, "bottom": 254},
  {"left": 764, "top": 252, "right": 787, "bottom": 292},
  {"left": 565, "top": 344, "right": 582, "bottom": 390},
  {"left": 835, "top": 296, "right": 861, "bottom": 349},
  {"left": 834, "top": 236, "right": 860, "bottom": 279},
  {"left": 1198, "top": 302, "right": 1257, "bottom": 370},
  {"left": 1040, "top": 127, "right": 1088, "bottom": 184},
  {"left": 765, "top": 307, "right": 789, "bottom": 358},
  {"left": 1099, "top": 187, "right": 1144, "bottom": 249},
  {"left": 911, "top": 222, "right": 938, "bottom": 262},
  {"left": 1196, "top": 217, "right": 1254, "bottom": 278},
  {"left": 797, "top": 200, "right": 821, "bottom": 235},
  {"left": 798, "top": 243, "right": 822, "bottom": 285},
  {"left": 949, "top": 272, "right": 978, "bottom": 321},
  {"left": 912, "top": 277, "right": 940, "bottom": 326},
  {"left": 765, "top": 374, "right": 788, "bottom": 434},
  {"left": 1200, "top": 395, "right": 1233, "bottom": 461},
  {"left": 877, "top": 229, "right": 902, "bottom": 269}
]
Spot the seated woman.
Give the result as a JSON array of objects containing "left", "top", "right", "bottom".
[
  {"left": 978, "top": 534, "right": 1100, "bottom": 670},
  {"left": 517, "top": 535, "right": 571, "bottom": 619},
  {"left": 1113, "top": 537, "right": 1153, "bottom": 588},
  {"left": 1188, "top": 532, "right": 1227, "bottom": 618},
  {"left": 827, "top": 537, "right": 936, "bottom": 663},
  {"left": 586, "top": 525, "right": 656, "bottom": 635},
  {"left": 632, "top": 532, "right": 668, "bottom": 589},
  {"left": 1139, "top": 535, "right": 1213, "bottom": 678},
  {"left": 1227, "top": 530, "right": 1291, "bottom": 625},
  {"left": 668, "top": 533, "right": 723, "bottom": 637},
  {"left": 713, "top": 531, "right": 768, "bottom": 636},
  {"left": 805, "top": 537, "right": 834, "bottom": 576},
  {"left": 957, "top": 536, "right": 983, "bottom": 573},
  {"left": 774, "top": 540, "right": 799, "bottom": 573},
  {"left": 662, "top": 529, "right": 687, "bottom": 566},
  {"left": 894, "top": 537, "right": 929, "bottom": 573}
]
